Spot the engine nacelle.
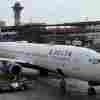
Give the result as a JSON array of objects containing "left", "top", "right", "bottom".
[
  {"left": 8, "top": 63, "right": 22, "bottom": 75},
  {"left": 0, "top": 61, "right": 22, "bottom": 75}
]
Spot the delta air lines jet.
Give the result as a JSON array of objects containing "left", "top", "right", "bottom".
[{"left": 0, "top": 42, "right": 99, "bottom": 95}]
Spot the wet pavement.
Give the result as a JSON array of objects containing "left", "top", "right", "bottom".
[{"left": 0, "top": 78, "right": 100, "bottom": 100}]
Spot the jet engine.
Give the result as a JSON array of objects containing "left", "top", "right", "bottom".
[{"left": 0, "top": 61, "right": 22, "bottom": 75}]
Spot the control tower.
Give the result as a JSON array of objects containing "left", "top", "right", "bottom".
[{"left": 12, "top": 2, "right": 24, "bottom": 26}]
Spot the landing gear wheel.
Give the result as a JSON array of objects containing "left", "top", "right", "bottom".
[{"left": 88, "top": 87, "right": 96, "bottom": 95}]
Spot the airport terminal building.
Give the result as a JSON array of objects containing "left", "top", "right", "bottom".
[{"left": 1, "top": 21, "right": 100, "bottom": 50}]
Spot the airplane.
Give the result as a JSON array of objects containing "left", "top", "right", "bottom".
[{"left": 0, "top": 41, "right": 99, "bottom": 95}]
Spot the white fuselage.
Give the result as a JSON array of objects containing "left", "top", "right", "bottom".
[{"left": 0, "top": 42, "right": 100, "bottom": 81}]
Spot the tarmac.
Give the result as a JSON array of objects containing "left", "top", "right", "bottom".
[{"left": 0, "top": 77, "right": 100, "bottom": 100}]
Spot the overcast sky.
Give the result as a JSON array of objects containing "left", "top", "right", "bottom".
[{"left": 0, "top": 0, "right": 100, "bottom": 25}]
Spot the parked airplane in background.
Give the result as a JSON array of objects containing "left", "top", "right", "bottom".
[{"left": 0, "top": 41, "right": 99, "bottom": 95}]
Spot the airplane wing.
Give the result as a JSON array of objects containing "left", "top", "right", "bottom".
[
  {"left": 0, "top": 57, "right": 27, "bottom": 64},
  {"left": 0, "top": 57, "right": 61, "bottom": 79}
]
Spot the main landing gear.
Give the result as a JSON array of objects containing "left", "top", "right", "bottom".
[
  {"left": 56, "top": 68, "right": 66, "bottom": 95},
  {"left": 88, "top": 81, "right": 97, "bottom": 95},
  {"left": 59, "top": 78, "right": 66, "bottom": 95},
  {"left": 88, "top": 87, "right": 96, "bottom": 95},
  {"left": 59, "top": 79, "right": 97, "bottom": 96}
]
